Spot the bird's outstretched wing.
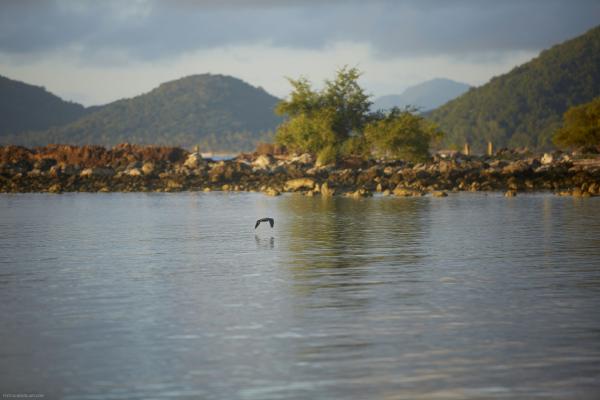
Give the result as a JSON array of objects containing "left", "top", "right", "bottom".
[{"left": 255, "top": 217, "right": 274, "bottom": 229}]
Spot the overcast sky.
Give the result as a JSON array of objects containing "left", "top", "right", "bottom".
[{"left": 0, "top": 0, "right": 598, "bottom": 106}]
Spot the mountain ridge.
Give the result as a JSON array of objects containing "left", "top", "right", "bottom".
[
  {"left": 428, "top": 25, "right": 600, "bottom": 151},
  {"left": 0, "top": 75, "right": 89, "bottom": 136},
  {"left": 2, "top": 74, "right": 283, "bottom": 151}
]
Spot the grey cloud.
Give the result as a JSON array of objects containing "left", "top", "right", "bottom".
[{"left": 0, "top": 0, "right": 598, "bottom": 61}]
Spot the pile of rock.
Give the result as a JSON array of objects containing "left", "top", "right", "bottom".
[{"left": 1, "top": 145, "right": 599, "bottom": 198}]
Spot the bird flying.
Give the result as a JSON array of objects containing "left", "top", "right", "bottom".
[{"left": 255, "top": 217, "right": 274, "bottom": 229}]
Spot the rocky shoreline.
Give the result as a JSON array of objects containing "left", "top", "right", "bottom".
[{"left": 1, "top": 144, "right": 599, "bottom": 198}]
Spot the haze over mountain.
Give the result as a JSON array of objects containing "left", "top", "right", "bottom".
[
  {"left": 373, "top": 79, "right": 470, "bottom": 112},
  {"left": 2, "top": 74, "right": 283, "bottom": 152},
  {"left": 429, "top": 25, "right": 600, "bottom": 152},
  {"left": 0, "top": 75, "right": 88, "bottom": 136}
]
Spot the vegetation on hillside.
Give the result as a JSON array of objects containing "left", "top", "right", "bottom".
[
  {"left": 428, "top": 25, "right": 600, "bottom": 152},
  {"left": 275, "top": 67, "right": 442, "bottom": 163},
  {"left": 1, "top": 74, "right": 282, "bottom": 152},
  {"left": 553, "top": 96, "right": 600, "bottom": 149},
  {"left": 0, "top": 75, "right": 87, "bottom": 136}
]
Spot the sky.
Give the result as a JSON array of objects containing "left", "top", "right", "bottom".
[{"left": 0, "top": 0, "right": 598, "bottom": 106}]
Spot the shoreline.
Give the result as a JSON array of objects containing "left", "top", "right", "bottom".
[{"left": 1, "top": 144, "right": 599, "bottom": 198}]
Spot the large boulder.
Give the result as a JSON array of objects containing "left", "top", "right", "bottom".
[
  {"left": 127, "top": 168, "right": 142, "bottom": 177},
  {"left": 541, "top": 153, "right": 554, "bottom": 165},
  {"left": 80, "top": 167, "right": 114, "bottom": 178},
  {"left": 290, "top": 153, "right": 313, "bottom": 165},
  {"left": 184, "top": 153, "right": 205, "bottom": 169},
  {"left": 284, "top": 178, "right": 315, "bottom": 191},
  {"left": 141, "top": 162, "right": 155, "bottom": 175},
  {"left": 502, "top": 160, "right": 531, "bottom": 175},
  {"left": 393, "top": 186, "right": 425, "bottom": 197},
  {"left": 320, "top": 182, "right": 335, "bottom": 197},
  {"left": 253, "top": 154, "right": 275, "bottom": 169}
]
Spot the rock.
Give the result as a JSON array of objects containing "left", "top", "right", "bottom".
[
  {"left": 572, "top": 187, "right": 583, "bottom": 197},
  {"left": 504, "top": 190, "right": 517, "bottom": 197},
  {"left": 128, "top": 168, "right": 142, "bottom": 177},
  {"left": 80, "top": 168, "right": 93, "bottom": 178},
  {"left": 98, "top": 186, "right": 110, "bottom": 193},
  {"left": 222, "top": 184, "right": 231, "bottom": 191},
  {"left": 27, "top": 169, "right": 42, "bottom": 177},
  {"left": 263, "top": 187, "right": 280, "bottom": 196},
  {"left": 382, "top": 189, "right": 391, "bottom": 196},
  {"left": 376, "top": 183, "right": 383, "bottom": 192},
  {"left": 184, "top": 153, "right": 205, "bottom": 169},
  {"left": 48, "top": 165, "right": 62, "bottom": 178},
  {"left": 141, "top": 162, "right": 155, "bottom": 175},
  {"left": 80, "top": 167, "right": 114, "bottom": 178},
  {"left": 253, "top": 154, "right": 275, "bottom": 169},
  {"left": 291, "top": 153, "right": 313, "bottom": 164},
  {"left": 507, "top": 180, "right": 519, "bottom": 191},
  {"left": 284, "top": 178, "right": 315, "bottom": 192},
  {"left": 347, "top": 188, "right": 372, "bottom": 199},
  {"left": 432, "top": 191, "right": 448, "bottom": 197},
  {"left": 502, "top": 160, "right": 531, "bottom": 175},
  {"left": 320, "top": 182, "right": 335, "bottom": 197},
  {"left": 393, "top": 187, "right": 424, "bottom": 197},
  {"left": 166, "top": 180, "right": 183, "bottom": 190},
  {"left": 48, "top": 183, "right": 62, "bottom": 193},
  {"left": 541, "top": 153, "right": 554, "bottom": 165}
]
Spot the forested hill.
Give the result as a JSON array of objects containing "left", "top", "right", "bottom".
[
  {"left": 428, "top": 25, "right": 600, "bottom": 152},
  {"left": 8, "top": 74, "right": 283, "bottom": 151},
  {"left": 0, "top": 75, "right": 87, "bottom": 136}
]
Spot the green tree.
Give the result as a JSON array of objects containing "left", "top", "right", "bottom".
[
  {"left": 275, "top": 108, "right": 337, "bottom": 154},
  {"left": 275, "top": 69, "right": 441, "bottom": 161},
  {"left": 365, "top": 107, "right": 443, "bottom": 162},
  {"left": 553, "top": 97, "right": 600, "bottom": 149},
  {"left": 274, "top": 67, "right": 371, "bottom": 156},
  {"left": 321, "top": 66, "right": 372, "bottom": 141}
]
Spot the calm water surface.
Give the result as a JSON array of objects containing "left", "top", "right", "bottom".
[{"left": 1, "top": 193, "right": 599, "bottom": 399}]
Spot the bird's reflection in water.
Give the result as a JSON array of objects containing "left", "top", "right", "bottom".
[{"left": 255, "top": 235, "right": 275, "bottom": 249}]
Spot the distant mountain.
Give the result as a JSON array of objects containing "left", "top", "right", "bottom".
[
  {"left": 373, "top": 79, "right": 470, "bottom": 112},
  {"left": 0, "top": 75, "right": 87, "bottom": 136},
  {"left": 429, "top": 25, "right": 600, "bottom": 152},
  {"left": 4, "top": 74, "right": 283, "bottom": 152}
]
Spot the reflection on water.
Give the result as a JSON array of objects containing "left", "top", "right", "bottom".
[
  {"left": 255, "top": 234, "right": 275, "bottom": 249},
  {"left": 1, "top": 192, "right": 600, "bottom": 399}
]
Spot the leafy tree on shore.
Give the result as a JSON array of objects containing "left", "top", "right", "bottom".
[
  {"left": 365, "top": 107, "right": 443, "bottom": 162},
  {"left": 553, "top": 97, "right": 600, "bottom": 149},
  {"left": 275, "top": 68, "right": 440, "bottom": 163}
]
